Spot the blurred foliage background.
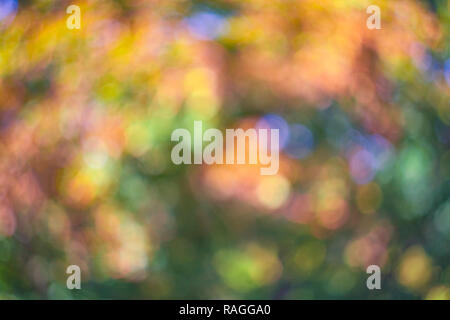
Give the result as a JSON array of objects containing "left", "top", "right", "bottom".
[{"left": 0, "top": 0, "right": 449, "bottom": 299}]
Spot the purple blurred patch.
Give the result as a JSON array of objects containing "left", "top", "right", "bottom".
[
  {"left": 0, "top": 0, "right": 18, "bottom": 23},
  {"left": 349, "top": 148, "right": 376, "bottom": 185},
  {"left": 346, "top": 131, "right": 394, "bottom": 184},
  {"left": 365, "top": 134, "right": 394, "bottom": 170},
  {"left": 256, "top": 114, "right": 290, "bottom": 150},
  {"left": 185, "top": 11, "right": 228, "bottom": 41},
  {"left": 285, "top": 123, "right": 314, "bottom": 159},
  {"left": 445, "top": 59, "right": 450, "bottom": 86}
]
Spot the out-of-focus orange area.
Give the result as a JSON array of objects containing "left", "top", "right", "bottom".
[{"left": 0, "top": 0, "right": 449, "bottom": 299}]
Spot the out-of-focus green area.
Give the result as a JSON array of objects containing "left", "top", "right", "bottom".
[{"left": 0, "top": 0, "right": 449, "bottom": 299}]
